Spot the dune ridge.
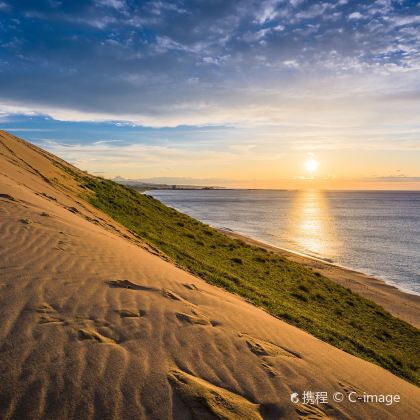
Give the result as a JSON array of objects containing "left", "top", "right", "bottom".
[{"left": 0, "top": 131, "right": 419, "bottom": 419}]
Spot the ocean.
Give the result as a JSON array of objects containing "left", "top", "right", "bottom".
[{"left": 148, "top": 189, "right": 420, "bottom": 295}]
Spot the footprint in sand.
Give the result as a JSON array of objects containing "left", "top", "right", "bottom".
[
  {"left": 294, "top": 403, "right": 329, "bottom": 419},
  {"left": 38, "top": 314, "right": 65, "bottom": 324},
  {"left": 74, "top": 318, "right": 119, "bottom": 344},
  {"left": 35, "top": 304, "right": 119, "bottom": 344},
  {"left": 106, "top": 280, "right": 197, "bottom": 309},
  {"left": 168, "top": 368, "right": 264, "bottom": 420},
  {"left": 161, "top": 288, "right": 195, "bottom": 306},
  {"left": 106, "top": 279, "right": 158, "bottom": 292},
  {"left": 261, "top": 362, "right": 280, "bottom": 377},
  {"left": 36, "top": 304, "right": 65, "bottom": 324},
  {"left": 115, "top": 308, "right": 146, "bottom": 318},
  {"left": 176, "top": 310, "right": 213, "bottom": 326},
  {"left": 77, "top": 328, "right": 117, "bottom": 344},
  {"left": 338, "top": 380, "right": 364, "bottom": 398},
  {"left": 0, "top": 193, "right": 16, "bottom": 201},
  {"left": 183, "top": 283, "right": 199, "bottom": 291},
  {"left": 36, "top": 192, "right": 57, "bottom": 202},
  {"left": 239, "top": 333, "right": 302, "bottom": 359},
  {"left": 85, "top": 215, "right": 101, "bottom": 225},
  {"left": 35, "top": 303, "right": 57, "bottom": 314}
]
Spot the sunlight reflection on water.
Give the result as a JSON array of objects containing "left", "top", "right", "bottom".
[{"left": 289, "top": 190, "right": 341, "bottom": 258}]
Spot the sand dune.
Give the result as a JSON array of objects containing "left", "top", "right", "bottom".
[{"left": 0, "top": 131, "right": 419, "bottom": 419}]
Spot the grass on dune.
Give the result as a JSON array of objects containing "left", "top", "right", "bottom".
[{"left": 80, "top": 176, "right": 419, "bottom": 386}]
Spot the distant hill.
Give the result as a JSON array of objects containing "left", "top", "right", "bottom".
[{"left": 113, "top": 176, "right": 223, "bottom": 191}]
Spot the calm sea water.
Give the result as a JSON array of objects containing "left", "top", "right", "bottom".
[{"left": 149, "top": 190, "right": 420, "bottom": 295}]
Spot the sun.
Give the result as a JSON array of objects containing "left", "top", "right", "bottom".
[{"left": 304, "top": 158, "right": 319, "bottom": 173}]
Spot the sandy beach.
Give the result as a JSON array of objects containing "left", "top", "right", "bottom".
[
  {"left": 1, "top": 131, "right": 419, "bottom": 419},
  {"left": 222, "top": 231, "right": 420, "bottom": 329}
]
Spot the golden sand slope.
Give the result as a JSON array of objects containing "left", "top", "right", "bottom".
[{"left": 0, "top": 131, "right": 419, "bottom": 419}]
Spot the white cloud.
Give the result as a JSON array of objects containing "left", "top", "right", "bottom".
[
  {"left": 283, "top": 59, "right": 299, "bottom": 68},
  {"left": 201, "top": 55, "right": 230, "bottom": 65},
  {"left": 95, "top": 0, "right": 126, "bottom": 11},
  {"left": 348, "top": 12, "right": 363, "bottom": 20},
  {"left": 295, "top": 2, "right": 331, "bottom": 20},
  {"left": 391, "top": 15, "right": 420, "bottom": 27},
  {"left": 254, "top": 0, "right": 283, "bottom": 24}
]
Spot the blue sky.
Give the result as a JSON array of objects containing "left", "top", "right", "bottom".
[{"left": 0, "top": 0, "right": 419, "bottom": 187}]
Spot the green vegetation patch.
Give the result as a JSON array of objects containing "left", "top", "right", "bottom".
[{"left": 81, "top": 177, "right": 420, "bottom": 385}]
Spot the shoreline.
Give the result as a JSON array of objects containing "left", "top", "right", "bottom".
[
  {"left": 220, "top": 228, "right": 420, "bottom": 328},
  {"left": 238, "top": 234, "right": 420, "bottom": 297}
]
